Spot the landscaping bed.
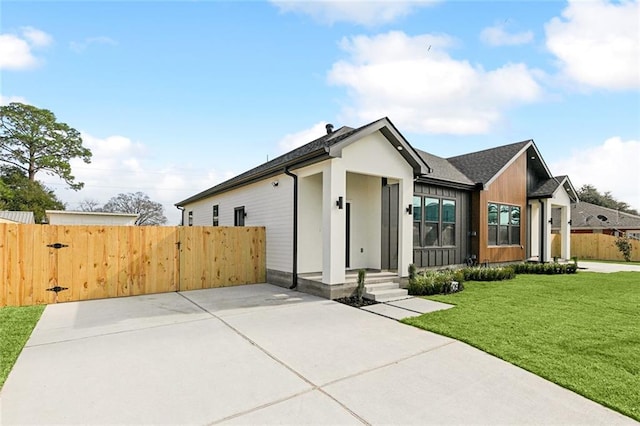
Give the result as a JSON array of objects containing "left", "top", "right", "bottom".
[{"left": 334, "top": 296, "right": 379, "bottom": 308}]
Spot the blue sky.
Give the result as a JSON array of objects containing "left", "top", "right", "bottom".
[{"left": 2, "top": 0, "right": 639, "bottom": 223}]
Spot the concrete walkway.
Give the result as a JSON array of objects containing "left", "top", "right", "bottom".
[
  {"left": 1, "top": 284, "right": 635, "bottom": 425},
  {"left": 579, "top": 261, "right": 640, "bottom": 273}
]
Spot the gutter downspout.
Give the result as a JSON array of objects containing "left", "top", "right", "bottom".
[
  {"left": 284, "top": 168, "right": 298, "bottom": 289},
  {"left": 176, "top": 206, "right": 185, "bottom": 226},
  {"left": 539, "top": 199, "right": 545, "bottom": 263}
]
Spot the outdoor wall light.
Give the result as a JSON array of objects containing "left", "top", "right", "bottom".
[
  {"left": 568, "top": 219, "right": 572, "bottom": 226},
  {"left": 406, "top": 204, "right": 413, "bottom": 214},
  {"left": 548, "top": 218, "right": 553, "bottom": 225},
  {"left": 336, "top": 196, "right": 343, "bottom": 209},
  {"left": 271, "top": 180, "right": 279, "bottom": 187}
]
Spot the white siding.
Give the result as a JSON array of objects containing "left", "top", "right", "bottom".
[{"left": 182, "top": 174, "right": 293, "bottom": 272}]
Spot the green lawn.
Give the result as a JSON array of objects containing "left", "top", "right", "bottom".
[
  {"left": 0, "top": 305, "right": 45, "bottom": 388},
  {"left": 403, "top": 272, "right": 640, "bottom": 421}
]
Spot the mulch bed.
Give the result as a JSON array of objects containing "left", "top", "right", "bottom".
[{"left": 334, "top": 296, "right": 379, "bottom": 308}]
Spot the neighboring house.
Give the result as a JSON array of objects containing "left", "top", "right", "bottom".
[
  {"left": 552, "top": 202, "right": 640, "bottom": 239},
  {"left": 0, "top": 211, "right": 35, "bottom": 224},
  {"left": 176, "top": 117, "right": 577, "bottom": 298},
  {"left": 45, "top": 210, "right": 139, "bottom": 226}
]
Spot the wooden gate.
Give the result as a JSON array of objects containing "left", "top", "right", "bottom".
[{"left": 0, "top": 224, "right": 265, "bottom": 307}]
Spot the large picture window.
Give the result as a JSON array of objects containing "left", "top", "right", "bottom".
[
  {"left": 488, "top": 203, "right": 520, "bottom": 246},
  {"left": 413, "top": 196, "right": 456, "bottom": 247}
]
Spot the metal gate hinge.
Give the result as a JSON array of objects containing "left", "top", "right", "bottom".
[{"left": 47, "top": 243, "right": 69, "bottom": 249}]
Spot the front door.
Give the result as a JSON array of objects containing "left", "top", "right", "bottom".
[{"left": 381, "top": 181, "right": 399, "bottom": 270}]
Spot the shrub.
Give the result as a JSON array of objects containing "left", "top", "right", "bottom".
[
  {"left": 356, "top": 269, "right": 366, "bottom": 303},
  {"left": 407, "top": 269, "right": 464, "bottom": 296},
  {"left": 460, "top": 266, "right": 515, "bottom": 282},
  {"left": 615, "top": 236, "right": 633, "bottom": 262},
  {"left": 511, "top": 262, "right": 577, "bottom": 274}
]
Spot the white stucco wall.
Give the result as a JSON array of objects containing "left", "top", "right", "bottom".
[
  {"left": 182, "top": 174, "right": 293, "bottom": 272},
  {"left": 298, "top": 172, "right": 323, "bottom": 273}
]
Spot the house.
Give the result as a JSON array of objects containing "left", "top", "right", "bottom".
[
  {"left": 552, "top": 202, "right": 640, "bottom": 240},
  {"left": 176, "top": 117, "right": 577, "bottom": 298},
  {"left": 0, "top": 211, "right": 35, "bottom": 224},
  {"left": 45, "top": 210, "right": 139, "bottom": 226}
]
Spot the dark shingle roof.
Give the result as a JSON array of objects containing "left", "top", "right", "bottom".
[
  {"left": 529, "top": 177, "right": 561, "bottom": 198},
  {"left": 447, "top": 140, "right": 532, "bottom": 185},
  {"left": 552, "top": 201, "right": 640, "bottom": 230},
  {"left": 414, "top": 149, "right": 474, "bottom": 186},
  {"left": 176, "top": 124, "right": 362, "bottom": 205}
]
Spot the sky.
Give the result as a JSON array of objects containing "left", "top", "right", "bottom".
[{"left": 1, "top": 0, "right": 639, "bottom": 224}]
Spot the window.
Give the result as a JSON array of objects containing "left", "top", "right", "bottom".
[
  {"left": 234, "top": 206, "right": 245, "bottom": 226},
  {"left": 488, "top": 203, "right": 521, "bottom": 246},
  {"left": 188, "top": 211, "right": 193, "bottom": 227},
  {"left": 413, "top": 196, "right": 456, "bottom": 247},
  {"left": 212, "top": 205, "right": 219, "bottom": 226}
]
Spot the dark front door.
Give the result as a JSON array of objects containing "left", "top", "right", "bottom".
[{"left": 381, "top": 182, "right": 399, "bottom": 270}]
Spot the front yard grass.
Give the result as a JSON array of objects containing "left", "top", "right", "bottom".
[
  {"left": 0, "top": 305, "right": 45, "bottom": 389},
  {"left": 402, "top": 272, "right": 640, "bottom": 421}
]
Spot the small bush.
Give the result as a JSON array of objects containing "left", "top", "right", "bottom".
[
  {"left": 512, "top": 262, "right": 577, "bottom": 275},
  {"left": 460, "top": 266, "right": 515, "bottom": 281},
  {"left": 615, "top": 236, "right": 633, "bottom": 262},
  {"left": 356, "top": 269, "right": 366, "bottom": 303},
  {"left": 408, "top": 269, "right": 465, "bottom": 296}
]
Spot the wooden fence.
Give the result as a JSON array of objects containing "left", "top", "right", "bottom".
[
  {"left": 0, "top": 224, "right": 265, "bottom": 307},
  {"left": 551, "top": 233, "right": 640, "bottom": 262}
]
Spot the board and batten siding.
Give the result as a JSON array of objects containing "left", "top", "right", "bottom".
[
  {"left": 183, "top": 174, "right": 293, "bottom": 273},
  {"left": 412, "top": 183, "right": 471, "bottom": 268}
]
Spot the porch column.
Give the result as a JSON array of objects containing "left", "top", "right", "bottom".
[
  {"left": 322, "top": 160, "right": 346, "bottom": 284},
  {"left": 560, "top": 206, "right": 571, "bottom": 260},
  {"left": 542, "top": 199, "right": 552, "bottom": 262},
  {"left": 529, "top": 201, "right": 540, "bottom": 260},
  {"left": 398, "top": 177, "right": 413, "bottom": 278}
]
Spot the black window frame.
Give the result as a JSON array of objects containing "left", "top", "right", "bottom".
[
  {"left": 488, "top": 203, "right": 521, "bottom": 246},
  {"left": 188, "top": 211, "right": 193, "bottom": 227},
  {"left": 234, "top": 206, "right": 245, "bottom": 227},
  {"left": 212, "top": 204, "right": 219, "bottom": 226},
  {"left": 413, "top": 195, "right": 456, "bottom": 248}
]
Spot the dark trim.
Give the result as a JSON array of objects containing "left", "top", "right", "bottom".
[
  {"left": 539, "top": 199, "right": 545, "bottom": 262},
  {"left": 414, "top": 177, "right": 476, "bottom": 191},
  {"left": 284, "top": 167, "right": 298, "bottom": 289}
]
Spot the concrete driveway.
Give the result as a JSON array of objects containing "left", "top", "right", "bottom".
[{"left": 1, "top": 284, "right": 635, "bottom": 425}]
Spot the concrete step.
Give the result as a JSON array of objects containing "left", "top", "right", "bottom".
[
  {"left": 364, "top": 287, "right": 409, "bottom": 302},
  {"left": 364, "top": 282, "right": 399, "bottom": 292}
]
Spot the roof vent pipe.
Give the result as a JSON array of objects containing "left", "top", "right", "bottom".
[{"left": 325, "top": 123, "right": 334, "bottom": 134}]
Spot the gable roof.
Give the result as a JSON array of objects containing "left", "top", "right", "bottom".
[
  {"left": 552, "top": 201, "right": 640, "bottom": 230},
  {"left": 414, "top": 149, "right": 474, "bottom": 187},
  {"left": 0, "top": 211, "right": 35, "bottom": 224},
  {"left": 530, "top": 175, "right": 579, "bottom": 202},
  {"left": 447, "top": 140, "right": 533, "bottom": 186},
  {"left": 177, "top": 117, "right": 430, "bottom": 206}
]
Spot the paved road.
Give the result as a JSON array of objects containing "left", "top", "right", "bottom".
[{"left": 1, "top": 284, "right": 636, "bottom": 425}]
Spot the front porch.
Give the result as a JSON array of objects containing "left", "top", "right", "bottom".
[{"left": 297, "top": 270, "right": 407, "bottom": 300}]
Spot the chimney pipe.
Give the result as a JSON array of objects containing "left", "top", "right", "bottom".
[{"left": 325, "top": 123, "right": 334, "bottom": 134}]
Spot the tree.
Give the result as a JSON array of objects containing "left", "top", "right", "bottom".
[
  {"left": 0, "top": 102, "right": 92, "bottom": 190},
  {"left": 102, "top": 192, "right": 167, "bottom": 226},
  {"left": 0, "top": 166, "right": 65, "bottom": 223},
  {"left": 577, "top": 184, "right": 638, "bottom": 216},
  {"left": 78, "top": 198, "right": 103, "bottom": 212}
]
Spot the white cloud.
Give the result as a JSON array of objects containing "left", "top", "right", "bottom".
[
  {"left": 551, "top": 137, "right": 640, "bottom": 211},
  {"left": 70, "top": 36, "right": 117, "bottom": 53},
  {"left": 21, "top": 26, "right": 53, "bottom": 47},
  {"left": 0, "top": 94, "right": 28, "bottom": 105},
  {"left": 545, "top": 0, "right": 640, "bottom": 90},
  {"left": 0, "top": 27, "right": 52, "bottom": 70},
  {"left": 40, "top": 133, "right": 236, "bottom": 225},
  {"left": 270, "top": 0, "right": 436, "bottom": 26},
  {"left": 327, "top": 31, "right": 543, "bottom": 134},
  {"left": 480, "top": 22, "right": 533, "bottom": 46},
  {"left": 277, "top": 121, "right": 328, "bottom": 152}
]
